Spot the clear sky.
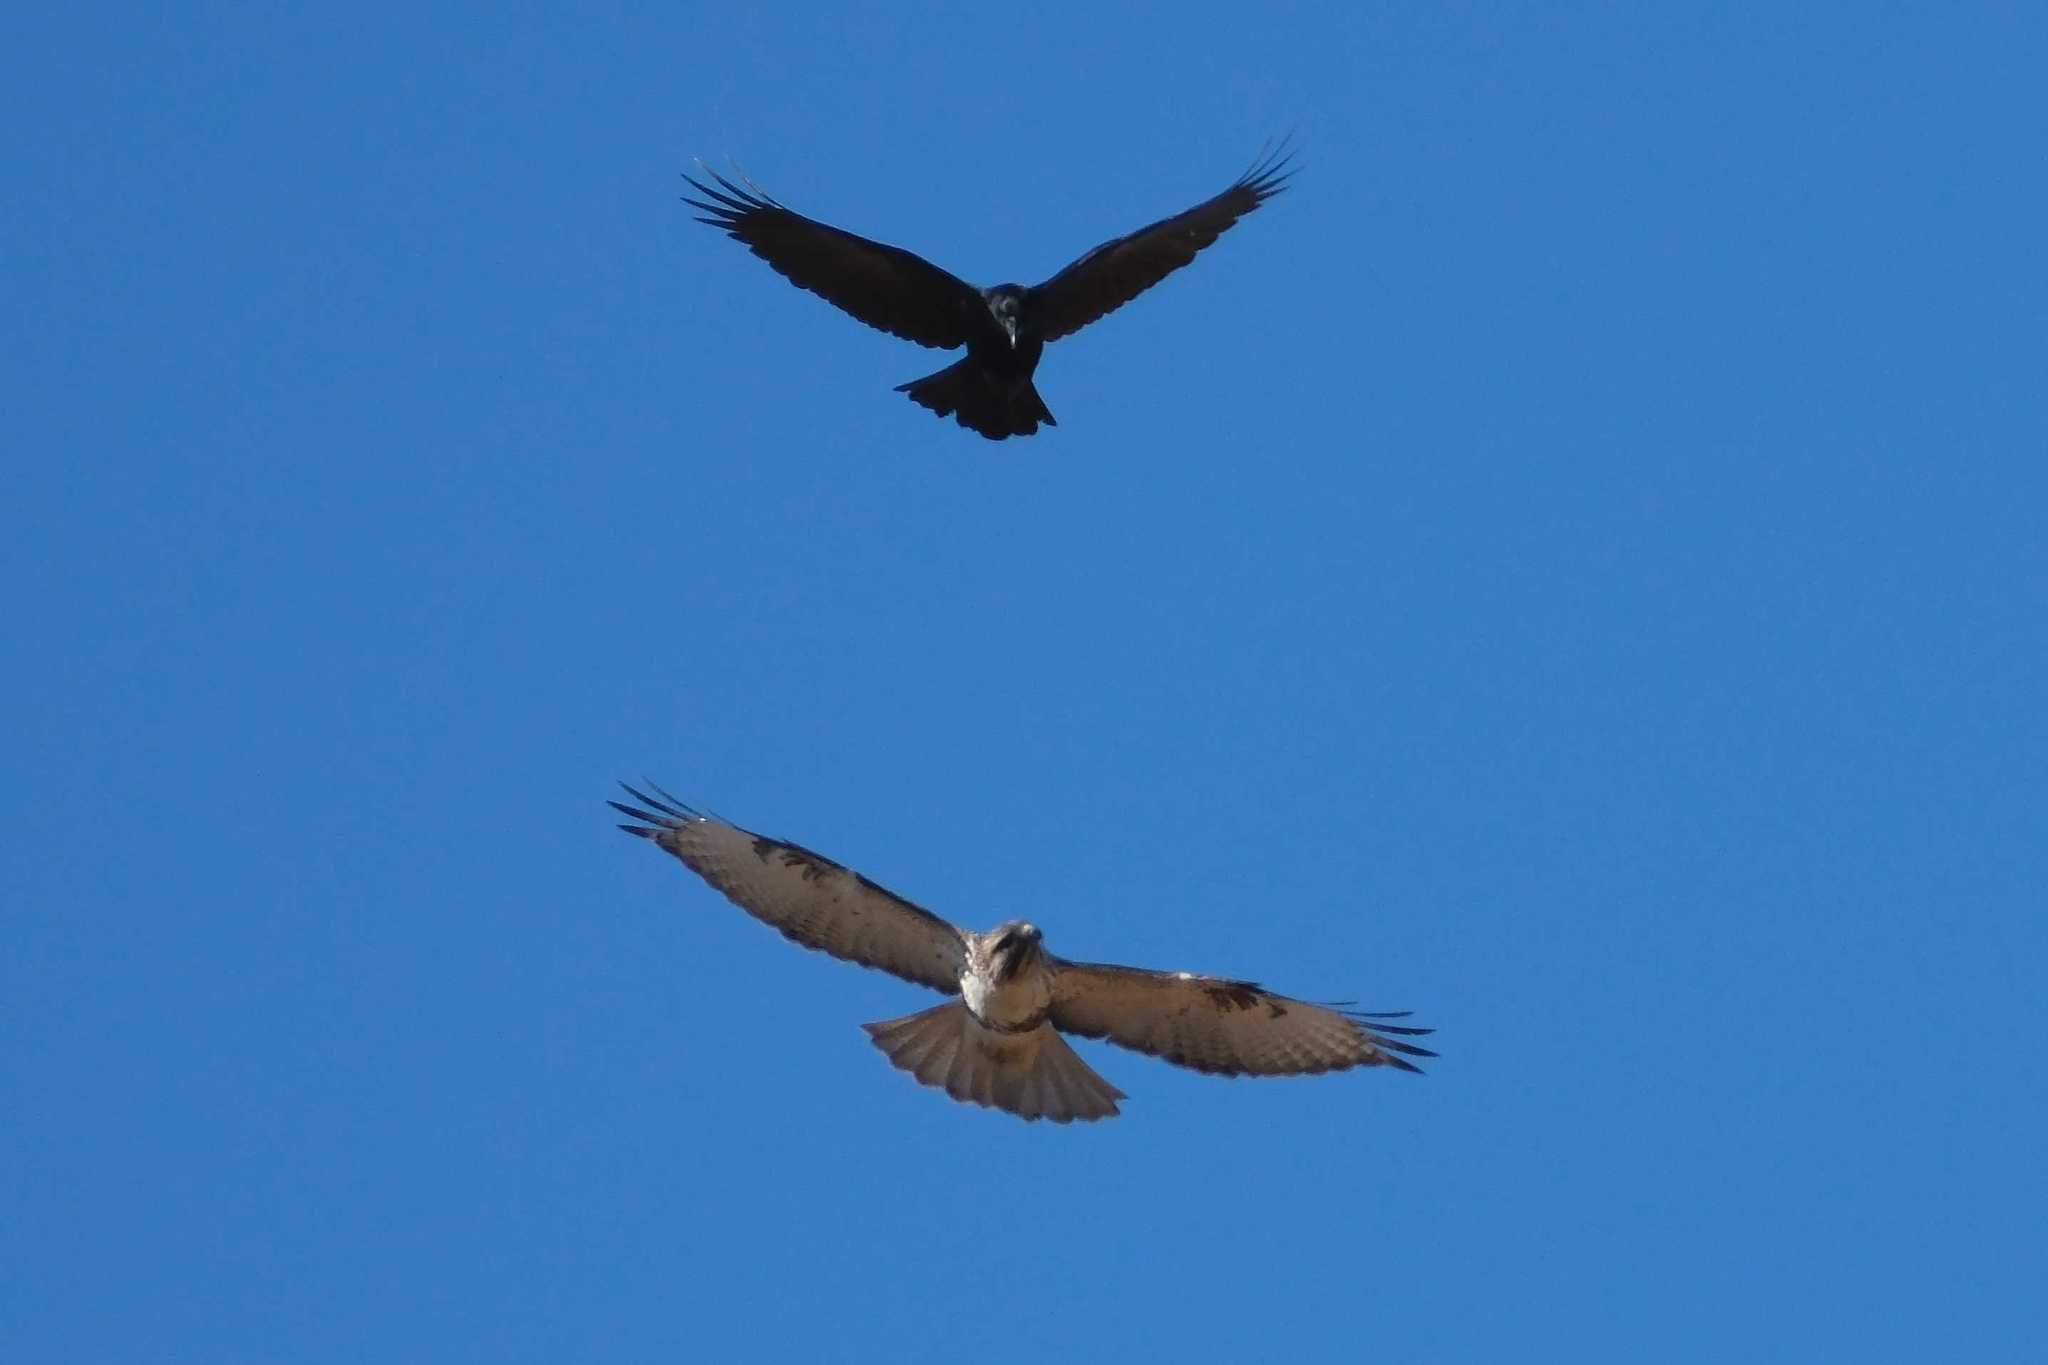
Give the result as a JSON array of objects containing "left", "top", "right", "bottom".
[{"left": 5, "top": 3, "right": 2044, "bottom": 1360}]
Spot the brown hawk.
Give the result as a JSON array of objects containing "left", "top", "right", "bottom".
[{"left": 611, "top": 782, "right": 1434, "bottom": 1123}]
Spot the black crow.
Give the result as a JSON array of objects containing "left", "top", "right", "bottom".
[{"left": 681, "top": 145, "right": 1295, "bottom": 440}]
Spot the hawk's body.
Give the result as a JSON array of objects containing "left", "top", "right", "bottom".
[{"left": 611, "top": 783, "right": 1433, "bottom": 1123}]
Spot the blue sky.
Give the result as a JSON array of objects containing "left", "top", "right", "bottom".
[{"left": 5, "top": 3, "right": 2043, "bottom": 1359}]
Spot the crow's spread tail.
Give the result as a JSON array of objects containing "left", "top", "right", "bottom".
[{"left": 895, "top": 359, "right": 1056, "bottom": 441}]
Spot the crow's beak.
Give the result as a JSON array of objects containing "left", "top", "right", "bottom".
[{"left": 1002, "top": 316, "right": 1019, "bottom": 348}]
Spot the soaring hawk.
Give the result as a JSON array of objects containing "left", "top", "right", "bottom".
[{"left": 610, "top": 783, "right": 1435, "bottom": 1123}]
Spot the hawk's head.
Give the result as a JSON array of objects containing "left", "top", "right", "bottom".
[{"left": 988, "top": 920, "right": 1044, "bottom": 981}]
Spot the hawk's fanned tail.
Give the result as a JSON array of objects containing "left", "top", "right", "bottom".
[{"left": 863, "top": 1002, "right": 1124, "bottom": 1123}]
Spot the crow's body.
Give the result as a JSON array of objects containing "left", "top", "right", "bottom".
[
  {"left": 682, "top": 146, "right": 1293, "bottom": 440},
  {"left": 892, "top": 286, "right": 1052, "bottom": 439}
]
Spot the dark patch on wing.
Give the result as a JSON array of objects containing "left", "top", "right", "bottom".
[
  {"left": 856, "top": 872, "right": 909, "bottom": 901},
  {"left": 751, "top": 836, "right": 844, "bottom": 883},
  {"left": 1047, "top": 956, "right": 1439, "bottom": 1078},
  {"left": 1201, "top": 979, "right": 1268, "bottom": 1012},
  {"left": 615, "top": 781, "right": 969, "bottom": 995}
]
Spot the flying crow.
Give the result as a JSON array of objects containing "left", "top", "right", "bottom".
[{"left": 681, "top": 145, "right": 1295, "bottom": 440}]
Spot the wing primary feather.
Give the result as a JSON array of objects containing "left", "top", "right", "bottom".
[
  {"left": 1374, "top": 1037, "right": 1439, "bottom": 1059},
  {"left": 727, "top": 159, "right": 777, "bottom": 201},
  {"left": 616, "top": 782, "right": 684, "bottom": 820},
  {"left": 612, "top": 781, "right": 703, "bottom": 830},
  {"left": 679, "top": 176, "right": 742, "bottom": 211},
  {"left": 1236, "top": 140, "right": 1302, "bottom": 198},
  {"left": 1235, "top": 134, "right": 1299, "bottom": 199},
  {"left": 607, "top": 800, "right": 666, "bottom": 825},
  {"left": 1336, "top": 1005, "right": 1438, "bottom": 1058},
  {"left": 640, "top": 777, "right": 698, "bottom": 815},
  {"left": 1328, "top": 1005, "right": 1433, "bottom": 1036},
  {"left": 1350, "top": 1019, "right": 1435, "bottom": 1037},
  {"left": 707, "top": 167, "right": 774, "bottom": 207},
  {"left": 681, "top": 177, "right": 765, "bottom": 223}
]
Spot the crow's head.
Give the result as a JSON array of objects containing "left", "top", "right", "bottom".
[{"left": 984, "top": 286, "right": 1027, "bottom": 347}]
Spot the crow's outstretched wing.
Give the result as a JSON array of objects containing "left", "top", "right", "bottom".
[
  {"left": 613, "top": 783, "right": 968, "bottom": 994},
  {"left": 1029, "top": 144, "right": 1295, "bottom": 343},
  {"left": 1046, "top": 958, "right": 1433, "bottom": 1077},
  {"left": 684, "top": 167, "right": 985, "bottom": 349}
]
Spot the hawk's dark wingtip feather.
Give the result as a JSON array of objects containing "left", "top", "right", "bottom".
[
  {"left": 640, "top": 777, "right": 697, "bottom": 812},
  {"left": 1329, "top": 1006, "right": 1434, "bottom": 1036},
  {"left": 1377, "top": 1037, "right": 1439, "bottom": 1060},
  {"left": 613, "top": 780, "right": 702, "bottom": 827},
  {"left": 1332, "top": 1001, "right": 1439, "bottom": 1071}
]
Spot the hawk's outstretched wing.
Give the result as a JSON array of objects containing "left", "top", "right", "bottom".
[
  {"left": 683, "top": 167, "right": 985, "bottom": 349},
  {"left": 1046, "top": 959, "right": 1434, "bottom": 1077},
  {"left": 1029, "top": 143, "right": 1295, "bottom": 344},
  {"left": 612, "top": 782, "right": 968, "bottom": 994}
]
